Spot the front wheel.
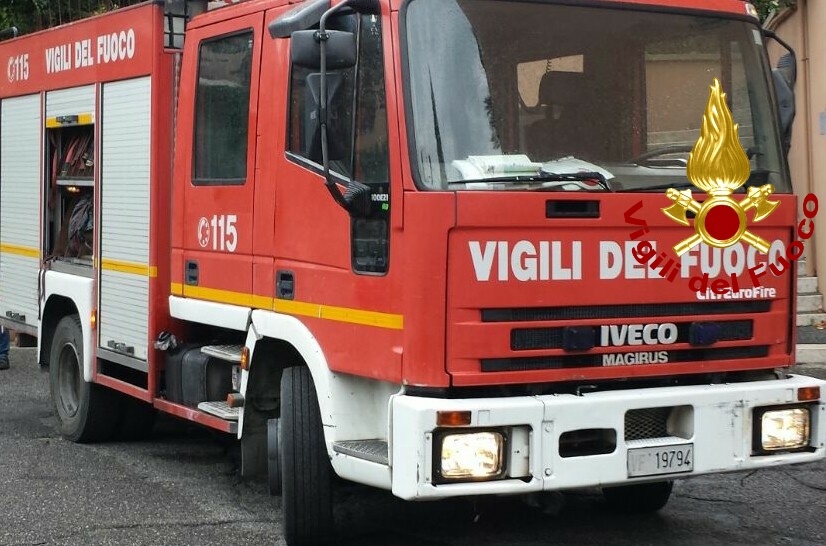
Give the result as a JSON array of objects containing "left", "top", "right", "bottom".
[
  {"left": 49, "top": 315, "right": 120, "bottom": 443},
  {"left": 280, "top": 366, "right": 335, "bottom": 545},
  {"left": 602, "top": 481, "right": 674, "bottom": 513}
]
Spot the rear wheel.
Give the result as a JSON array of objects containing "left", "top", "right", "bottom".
[
  {"left": 49, "top": 315, "right": 121, "bottom": 443},
  {"left": 602, "top": 481, "right": 674, "bottom": 513},
  {"left": 280, "top": 366, "right": 334, "bottom": 545}
]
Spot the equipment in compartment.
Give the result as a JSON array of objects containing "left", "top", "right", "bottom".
[
  {"left": 51, "top": 128, "right": 94, "bottom": 180},
  {"left": 45, "top": 124, "right": 95, "bottom": 261}
]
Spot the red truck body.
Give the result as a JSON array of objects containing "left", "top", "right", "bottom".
[{"left": 0, "top": 1, "right": 823, "bottom": 544}]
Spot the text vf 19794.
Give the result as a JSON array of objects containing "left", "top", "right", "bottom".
[{"left": 624, "top": 194, "right": 818, "bottom": 294}]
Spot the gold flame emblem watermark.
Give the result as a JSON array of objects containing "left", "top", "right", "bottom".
[{"left": 662, "top": 78, "right": 779, "bottom": 255}]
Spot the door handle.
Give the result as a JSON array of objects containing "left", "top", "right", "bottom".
[
  {"left": 185, "top": 260, "right": 199, "bottom": 285},
  {"left": 276, "top": 270, "right": 294, "bottom": 300}
]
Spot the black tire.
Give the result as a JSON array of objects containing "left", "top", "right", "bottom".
[
  {"left": 267, "top": 417, "right": 282, "bottom": 496},
  {"left": 280, "top": 366, "right": 334, "bottom": 545},
  {"left": 116, "top": 396, "right": 157, "bottom": 441},
  {"left": 602, "top": 481, "right": 674, "bottom": 514},
  {"left": 49, "top": 315, "right": 121, "bottom": 443}
]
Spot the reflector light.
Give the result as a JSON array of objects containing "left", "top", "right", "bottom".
[
  {"left": 90, "top": 310, "right": 97, "bottom": 330},
  {"left": 240, "top": 346, "right": 250, "bottom": 370},
  {"left": 437, "top": 411, "right": 471, "bottom": 427},
  {"left": 798, "top": 386, "right": 820, "bottom": 402}
]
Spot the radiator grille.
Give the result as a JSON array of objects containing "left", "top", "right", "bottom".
[
  {"left": 625, "top": 408, "right": 671, "bottom": 441},
  {"left": 511, "top": 320, "right": 753, "bottom": 351},
  {"left": 483, "top": 301, "right": 771, "bottom": 323},
  {"left": 481, "top": 345, "right": 769, "bottom": 372}
]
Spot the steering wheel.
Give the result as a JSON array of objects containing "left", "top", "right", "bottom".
[{"left": 627, "top": 144, "right": 694, "bottom": 165}]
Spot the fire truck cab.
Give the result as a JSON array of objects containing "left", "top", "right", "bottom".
[{"left": 0, "top": 0, "right": 824, "bottom": 544}]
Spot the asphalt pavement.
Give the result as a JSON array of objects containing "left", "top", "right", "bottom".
[{"left": 1, "top": 348, "right": 824, "bottom": 546}]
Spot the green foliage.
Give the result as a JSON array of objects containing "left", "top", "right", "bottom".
[
  {"left": 0, "top": 1, "right": 144, "bottom": 35},
  {"left": 752, "top": 0, "right": 795, "bottom": 21}
]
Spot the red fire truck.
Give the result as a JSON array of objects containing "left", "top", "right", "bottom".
[{"left": 1, "top": 0, "right": 823, "bottom": 544}]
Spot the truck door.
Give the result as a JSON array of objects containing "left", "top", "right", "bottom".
[{"left": 178, "top": 14, "right": 263, "bottom": 307}]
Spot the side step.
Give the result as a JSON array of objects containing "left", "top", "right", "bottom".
[
  {"left": 197, "top": 400, "right": 240, "bottom": 421},
  {"left": 333, "top": 440, "right": 389, "bottom": 465},
  {"left": 201, "top": 344, "right": 243, "bottom": 363}
]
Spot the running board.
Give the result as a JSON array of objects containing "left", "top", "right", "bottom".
[
  {"left": 333, "top": 440, "right": 389, "bottom": 465},
  {"left": 197, "top": 400, "right": 240, "bottom": 421},
  {"left": 201, "top": 344, "right": 243, "bottom": 363},
  {"left": 154, "top": 398, "right": 237, "bottom": 434}
]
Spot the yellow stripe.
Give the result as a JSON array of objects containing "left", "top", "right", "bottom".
[
  {"left": 101, "top": 258, "right": 157, "bottom": 278},
  {"left": 46, "top": 113, "right": 94, "bottom": 128},
  {"left": 251, "top": 294, "right": 275, "bottom": 309},
  {"left": 170, "top": 283, "right": 403, "bottom": 330},
  {"left": 180, "top": 284, "right": 254, "bottom": 307},
  {"left": 0, "top": 243, "right": 40, "bottom": 258},
  {"left": 274, "top": 299, "right": 404, "bottom": 330}
]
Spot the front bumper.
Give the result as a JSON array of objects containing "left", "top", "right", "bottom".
[{"left": 391, "top": 374, "right": 825, "bottom": 500}]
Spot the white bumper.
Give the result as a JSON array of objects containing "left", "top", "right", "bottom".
[{"left": 391, "top": 375, "right": 826, "bottom": 500}]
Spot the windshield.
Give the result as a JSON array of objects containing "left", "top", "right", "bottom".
[{"left": 403, "top": 0, "right": 789, "bottom": 192}]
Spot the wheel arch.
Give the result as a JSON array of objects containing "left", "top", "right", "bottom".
[
  {"left": 241, "top": 310, "right": 399, "bottom": 453},
  {"left": 41, "top": 271, "right": 95, "bottom": 381},
  {"left": 240, "top": 310, "right": 334, "bottom": 444},
  {"left": 39, "top": 295, "right": 79, "bottom": 369}
]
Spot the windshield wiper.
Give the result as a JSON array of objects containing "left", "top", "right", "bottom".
[
  {"left": 448, "top": 171, "right": 613, "bottom": 191},
  {"left": 629, "top": 181, "right": 696, "bottom": 193},
  {"left": 631, "top": 170, "right": 775, "bottom": 193}
]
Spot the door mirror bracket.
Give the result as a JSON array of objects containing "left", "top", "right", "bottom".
[
  {"left": 294, "top": 0, "right": 380, "bottom": 218},
  {"left": 763, "top": 29, "right": 797, "bottom": 156}
]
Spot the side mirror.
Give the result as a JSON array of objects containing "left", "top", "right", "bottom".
[
  {"left": 772, "top": 53, "right": 796, "bottom": 156},
  {"left": 302, "top": 73, "right": 348, "bottom": 162},
  {"left": 763, "top": 31, "right": 796, "bottom": 155},
  {"left": 290, "top": 30, "right": 356, "bottom": 70},
  {"left": 289, "top": 0, "right": 381, "bottom": 219}
]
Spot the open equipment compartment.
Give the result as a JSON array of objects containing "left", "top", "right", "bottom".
[{"left": 45, "top": 112, "right": 95, "bottom": 264}]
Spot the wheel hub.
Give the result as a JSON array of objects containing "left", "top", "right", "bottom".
[{"left": 57, "top": 343, "right": 81, "bottom": 418}]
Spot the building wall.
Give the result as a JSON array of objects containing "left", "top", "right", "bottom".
[{"left": 773, "top": 0, "right": 826, "bottom": 282}]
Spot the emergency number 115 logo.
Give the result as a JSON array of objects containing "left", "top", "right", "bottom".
[{"left": 198, "top": 214, "right": 238, "bottom": 252}]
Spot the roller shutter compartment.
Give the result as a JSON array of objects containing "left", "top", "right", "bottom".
[
  {"left": 99, "top": 77, "right": 151, "bottom": 361},
  {"left": 0, "top": 94, "right": 42, "bottom": 329}
]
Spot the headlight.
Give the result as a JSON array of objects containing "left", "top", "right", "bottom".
[
  {"left": 440, "top": 431, "right": 504, "bottom": 480},
  {"left": 759, "top": 408, "right": 810, "bottom": 451}
]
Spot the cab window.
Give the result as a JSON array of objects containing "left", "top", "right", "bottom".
[{"left": 193, "top": 31, "right": 253, "bottom": 185}]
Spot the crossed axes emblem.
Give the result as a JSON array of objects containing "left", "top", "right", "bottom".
[
  {"left": 663, "top": 185, "right": 779, "bottom": 255},
  {"left": 661, "top": 79, "right": 779, "bottom": 256}
]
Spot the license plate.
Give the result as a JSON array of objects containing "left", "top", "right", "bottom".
[{"left": 627, "top": 443, "right": 693, "bottom": 477}]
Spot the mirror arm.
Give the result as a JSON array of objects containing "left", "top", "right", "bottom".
[
  {"left": 317, "top": 0, "right": 365, "bottom": 214},
  {"left": 762, "top": 29, "right": 797, "bottom": 70}
]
